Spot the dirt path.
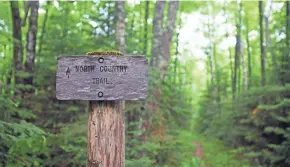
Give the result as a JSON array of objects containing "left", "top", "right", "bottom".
[{"left": 193, "top": 140, "right": 207, "bottom": 167}]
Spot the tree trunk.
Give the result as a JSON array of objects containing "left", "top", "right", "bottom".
[
  {"left": 245, "top": 14, "right": 252, "bottom": 88},
  {"left": 162, "top": 0, "right": 179, "bottom": 74},
  {"left": 223, "top": 2, "right": 234, "bottom": 98},
  {"left": 264, "top": 0, "right": 279, "bottom": 84},
  {"left": 10, "top": 1, "right": 23, "bottom": 84},
  {"left": 144, "top": 1, "right": 149, "bottom": 56},
  {"left": 213, "top": 42, "right": 221, "bottom": 107},
  {"left": 281, "top": 1, "right": 290, "bottom": 84},
  {"left": 233, "top": 27, "right": 240, "bottom": 98},
  {"left": 206, "top": 2, "right": 216, "bottom": 96},
  {"left": 229, "top": 48, "right": 234, "bottom": 99},
  {"left": 150, "top": 1, "right": 165, "bottom": 68},
  {"left": 24, "top": 0, "right": 39, "bottom": 85},
  {"left": 238, "top": 1, "right": 248, "bottom": 91},
  {"left": 38, "top": 1, "right": 50, "bottom": 56},
  {"left": 115, "top": 1, "right": 126, "bottom": 53},
  {"left": 259, "top": 1, "right": 266, "bottom": 86},
  {"left": 151, "top": 0, "right": 179, "bottom": 77},
  {"left": 282, "top": 1, "right": 290, "bottom": 84}
]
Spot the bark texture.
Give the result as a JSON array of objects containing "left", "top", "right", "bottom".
[
  {"left": 24, "top": 0, "right": 39, "bottom": 85},
  {"left": 87, "top": 101, "right": 125, "bottom": 167},
  {"left": 10, "top": 1, "right": 23, "bottom": 84}
]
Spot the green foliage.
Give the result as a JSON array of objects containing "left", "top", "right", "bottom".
[
  {"left": 0, "top": 86, "right": 48, "bottom": 166},
  {"left": 197, "top": 84, "right": 290, "bottom": 166}
]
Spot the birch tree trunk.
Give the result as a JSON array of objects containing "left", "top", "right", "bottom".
[
  {"left": 238, "top": 1, "right": 248, "bottom": 90},
  {"left": 233, "top": 0, "right": 246, "bottom": 96},
  {"left": 233, "top": 12, "right": 240, "bottom": 98},
  {"left": 259, "top": 1, "right": 266, "bottom": 86},
  {"left": 150, "top": 1, "right": 165, "bottom": 68},
  {"left": 245, "top": 14, "right": 252, "bottom": 88},
  {"left": 162, "top": 0, "right": 179, "bottom": 74},
  {"left": 10, "top": 1, "right": 23, "bottom": 84},
  {"left": 205, "top": 3, "right": 218, "bottom": 101},
  {"left": 264, "top": 0, "right": 279, "bottom": 83},
  {"left": 229, "top": 48, "right": 235, "bottom": 99},
  {"left": 24, "top": 0, "right": 39, "bottom": 85},
  {"left": 223, "top": 2, "right": 234, "bottom": 98}
]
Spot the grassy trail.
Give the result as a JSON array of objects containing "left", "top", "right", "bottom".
[{"left": 177, "top": 131, "right": 251, "bottom": 167}]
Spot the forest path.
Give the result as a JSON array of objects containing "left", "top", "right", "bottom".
[{"left": 178, "top": 131, "right": 251, "bottom": 167}]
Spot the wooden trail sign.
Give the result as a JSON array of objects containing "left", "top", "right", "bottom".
[
  {"left": 56, "top": 55, "right": 148, "bottom": 100},
  {"left": 56, "top": 53, "right": 148, "bottom": 167}
]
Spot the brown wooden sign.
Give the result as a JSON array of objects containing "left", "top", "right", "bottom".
[{"left": 56, "top": 55, "right": 148, "bottom": 100}]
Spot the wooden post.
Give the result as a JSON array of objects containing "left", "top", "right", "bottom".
[{"left": 87, "top": 52, "right": 125, "bottom": 167}]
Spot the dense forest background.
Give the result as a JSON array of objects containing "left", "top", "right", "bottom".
[{"left": 1, "top": 0, "right": 290, "bottom": 166}]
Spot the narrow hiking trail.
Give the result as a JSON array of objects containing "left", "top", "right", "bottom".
[{"left": 178, "top": 131, "right": 251, "bottom": 167}]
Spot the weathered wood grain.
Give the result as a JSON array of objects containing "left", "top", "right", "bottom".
[
  {"left": 87, "top": 101, "right": 125, "bottom": 167},
  {"left": 56, "top": 55, "right": 148, "bottom": 100}
]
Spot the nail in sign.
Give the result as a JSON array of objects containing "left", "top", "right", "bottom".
[{"left": 56, "top": 55, "right": 148, "bottom": 100}]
